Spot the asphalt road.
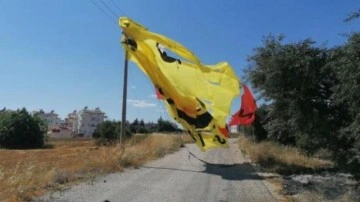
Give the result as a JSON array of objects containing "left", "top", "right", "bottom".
[{"left": 38, "top": 139, "right": 280, "bottom": 202}]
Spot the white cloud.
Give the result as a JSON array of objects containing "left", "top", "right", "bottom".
[
  {"left": 149, "top": 94, "right": 157, "bottom": 98},
  {"left": 156, "top": 108, "right": 167, "bottom": 112},
  {"left": 127, "top": 99, "right": 157, "bottom": 108}
]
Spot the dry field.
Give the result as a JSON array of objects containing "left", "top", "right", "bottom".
[{"left": 0, "top": 134, "right": 193, "bottom": 202}]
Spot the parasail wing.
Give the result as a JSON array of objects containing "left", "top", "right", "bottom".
[{"left": 119, "top": 17, "right": 240, "bottom": 151}]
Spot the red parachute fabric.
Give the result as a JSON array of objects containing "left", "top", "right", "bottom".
[
  {"left": 229, "top": 84, "right": 257, "bottom": 126},
  {"left": 155, "top": 87, "right": 165, "bottom": 100},
  {"left": 218, "top": 126, "right": 229, "bottom": 138}
]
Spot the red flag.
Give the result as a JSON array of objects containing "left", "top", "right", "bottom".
[{"left": 229, "top": 84, "right": 257, "bottom": 126}]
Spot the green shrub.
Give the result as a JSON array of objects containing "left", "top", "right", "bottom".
[
  {"left": 93, "top": 120, "right": 132, "bottom": 144},
  {"left": 0, "top": 108, "right": 46, "bottom": 149}
]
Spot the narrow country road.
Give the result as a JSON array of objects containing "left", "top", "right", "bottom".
[{"left": 38, "top": 139, "right": 280, "bottom": 202}]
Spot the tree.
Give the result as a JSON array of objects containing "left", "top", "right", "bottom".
[
  {"left": 130, "top": 118, "right": 139, "bottom": 133},
  {"left": 246, "top": 33, "right": 360, "bottom": 179},
  {"left": 93, "top": 120, "right": 132, "bottom": 141},
  {"left": 0, "top": 108, "right": 46, "bottom": 149},
  {"left": 129, "top": 118, "right": 150, "bottom": 134},
  {"left": 328, "top": 32, "right": 360, "bottom": 179},
  {"left": 157, "top": 117, "right": 180, "bottom": 132},
  {"left": 246, "top": 35, "right": 337, "bottom": 154},
  {"left": 344, "top": 9, "right": 360, "bottom": 22},
  {"left": 252, "top": 105, "right": 269, "bottom": 141},
  {"left": 139, "top": 119, "right": 145, "bottom": 127}
]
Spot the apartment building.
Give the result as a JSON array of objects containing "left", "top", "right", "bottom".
[
  {"left": 65, "top": 107, "right": 107, "bottom": 138},
  {"left": 32, "top": 110, "right": 61, "bottom": 130}
]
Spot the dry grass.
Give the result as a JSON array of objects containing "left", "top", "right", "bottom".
[
  {"left": 0, "top": 134, "right": 189, "bottom": 202},
  {"left": 238, "top": 136, "right": 339, "bottom": 202},
  {"left": 238, "top": 136, "right": 333, "bottom": 174}
]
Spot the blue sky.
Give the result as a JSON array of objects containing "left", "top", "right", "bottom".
[{"left": 0, "top": 0, "right": 358, "bottom": 123}]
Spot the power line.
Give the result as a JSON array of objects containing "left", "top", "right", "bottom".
[
  {"left": 90, "top": 0, "right": 117, "bottom": 24},
  {"left": 100, "top": 0, "right": 119, "bottom": 19},
  {"left": 107, "top": 0, "right": 127, "bottom": 16}
]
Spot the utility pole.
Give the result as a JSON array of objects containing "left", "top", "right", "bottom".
[{"left": 120, "top": 51, "right": 128, "bottom": 147}]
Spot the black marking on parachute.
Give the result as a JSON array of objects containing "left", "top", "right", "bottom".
[
  {"left": 238, "top": 109, "right": 254, "bottom": 118},
  {"left": 215, "top": 135, "right": 226, "bottom": 144},
  {"left": 164, "top": 95, "right": 211, "bottom": 129},
  {"left": 177, "top": 110, "right": 212, "bottom": 129},
  {"left": 156, "top": 43, "right": 181, "bottom": 64},
  {"left": 197, "top": 133, "right": 205, "bottom": 147},
  {"left": 122, "top": 38, "right": 137, "bottom": 51},
  {"left": 166, "top": 98, "right": 175, "bottom": 105},
  {"left": 196, "top": 98, "right": 206, "bottom": 109}
]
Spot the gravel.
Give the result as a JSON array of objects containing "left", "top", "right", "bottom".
[{"left": 37, "top": 139, "right": 280, "bottom": 202}]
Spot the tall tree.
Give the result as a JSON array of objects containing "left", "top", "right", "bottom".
[
  {"left": 329, "top": 32, "right": 360, "bottom": 178},
  {"left": 246, "top": 35, "right": 337, "bottom": 153}
]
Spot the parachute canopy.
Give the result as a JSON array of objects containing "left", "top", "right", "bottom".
[{"left": 119, "top": 17, "right": 241, "bottom": 151}]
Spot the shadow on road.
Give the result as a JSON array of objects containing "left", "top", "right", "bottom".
[
  {"left": 205, "top": 162, "right": 263, "bottom": 181},
  {"left": 141, "top": 162, "right": 263, "bottom": 181}
]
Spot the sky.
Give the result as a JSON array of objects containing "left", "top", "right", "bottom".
[{"left": 0, "top": 0, "right": 359, "bottom": 123}]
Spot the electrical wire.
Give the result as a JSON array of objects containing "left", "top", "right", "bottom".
[
  {"left": 100, "top": 0, "right": 119, "bottom": 19},
  {"left": 107, "top": 0, "right": 127, "bottom": 16},
  {"left": 90, "top": 0, "right": 117, "bottom": 24}
]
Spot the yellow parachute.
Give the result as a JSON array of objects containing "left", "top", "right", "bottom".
[{"left": 119, "top": 17, "right": 240, "bottom": 151}]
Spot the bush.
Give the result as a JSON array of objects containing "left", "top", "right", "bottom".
[
  {"left": 0, "top": 108, "right": 46, "bottom": 149},
  {"left": 93, "top": 120, "right": 132, "bottom": 144}
]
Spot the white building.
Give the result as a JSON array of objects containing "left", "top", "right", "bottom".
[
  {"left": 64, "top": 107, "right": 107, "bottom": 138},
  {"left": 32, "top": 110, "right": 61, "bottom": 130},
  {"left": 64, "top": 110, "right": 78, "bottom": 133},
  {"left": 230, "top": 125, "right": 239, "bottom": 133},
  {"left": 48, "top": 127, "right": 73, "bottom": 139}
]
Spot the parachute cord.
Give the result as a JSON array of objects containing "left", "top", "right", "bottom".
[
  {"left": 188, "top": 151, "right": 218, "bottom": 166},
  {"left": 185, "top": 146, "right": 236, "bottom": 168}
]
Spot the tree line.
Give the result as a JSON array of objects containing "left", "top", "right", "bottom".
[
  {"left": 93, "top": 116, "right": 182, "bottom": 140},
  {"left": 245, "top": 30, "right": 360, "bottom": 179},
  {"left": 0, "top": 107, "right": 181, "bottom": 149}
]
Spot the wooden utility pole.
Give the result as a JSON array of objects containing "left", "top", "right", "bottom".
[{"left": 120, "top": 51, "right": 129, "bottom": 146}]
